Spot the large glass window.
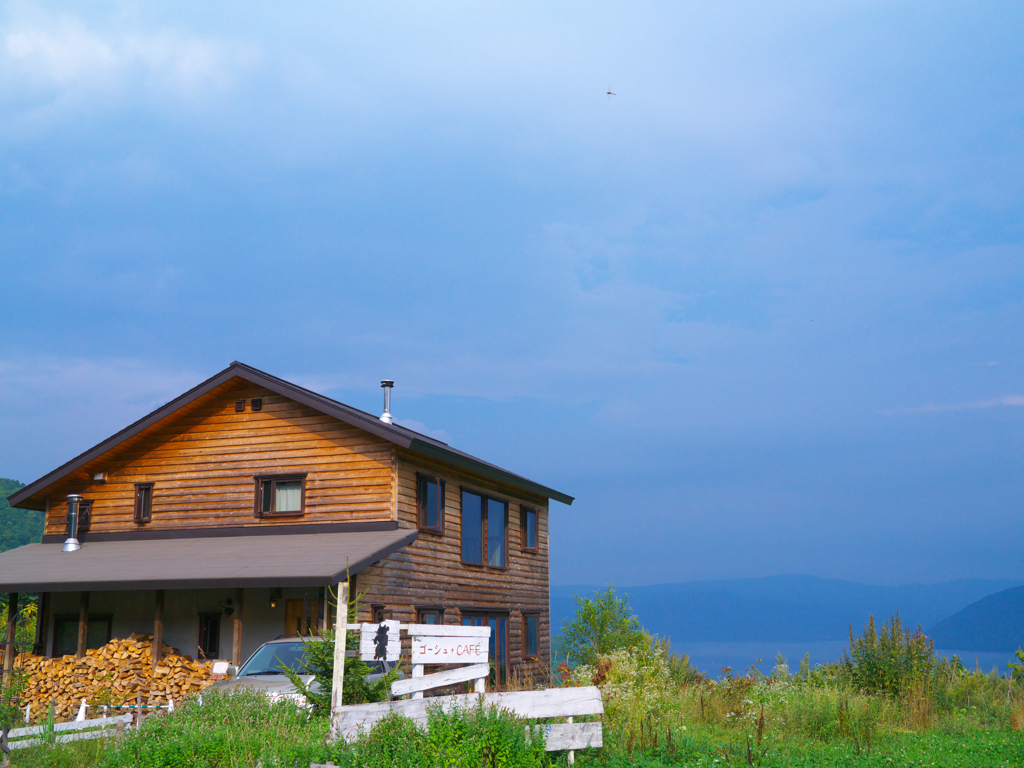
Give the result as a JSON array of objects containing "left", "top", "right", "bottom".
[
  {"left": 52, "top": 615, "right": 112, "bottom": 657},
  {"left": 461, "top": 491, "right": 484, "bottom": 564},
  {"left": 487, "top": 498, "right": 507, "bottom": 567},
  {"left": 417, "top": 474, "right": 445, "bottom": 533},
  {"left": 461, "top": 490, "right": 507, "bottom": 567}
]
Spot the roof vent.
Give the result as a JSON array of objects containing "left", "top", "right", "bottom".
[
  {"left": 380, "top": 380, "right": 394, "bottom": 424},
  {"left": 63, "top": 494, "right": 83, "bottom": 553}
]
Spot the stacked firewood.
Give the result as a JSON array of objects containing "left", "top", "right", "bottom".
[{"left": 15, "top": 633, "right": 216, "bottom": 721}]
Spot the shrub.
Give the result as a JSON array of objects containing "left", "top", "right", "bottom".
[
  {"left": 840, "top": 613, "right": 937, "bottom": 697},
  {"left": 559, "top": 586, "right": 646, "bottom": 667}
]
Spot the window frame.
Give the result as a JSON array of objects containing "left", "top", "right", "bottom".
[
  {"left": 522, "top": 612, "right": 540, "bottom": 660},
  {"left": 416, "top": 607, "right": 444, "bottom": 625},
  {"left": 371, "top": 605, "right": 385, "bottom": 624},
  {"left": 416, "top": 473, "right": 446, "bottom": 534},
  {"left": 460, "top": 488, "right": 508, "bottom": 570},
  {"left": 198, "top": 613, "right": 220, "bottom": 659},
  {"left": 68, "top": 499, "right": 94, "bottom": 535},
  {"left": 521, "top": 506, "right": 539, "bottom": 553},
  {"left": 51, "top": 614, "right": 113, "bottom": 657},
  {"left": 253, "top": 473, "right": 308, "bottom": 518},
  {"left": 134, "top": 484, "right": 153, "bottom": 525}
]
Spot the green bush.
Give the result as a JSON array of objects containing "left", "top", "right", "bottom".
[
  {"left": 559, "top": 586, "right": 646, "bottom": 667},
  {"left": 840, "top": 613, "right": 937, "bottom": 697}
]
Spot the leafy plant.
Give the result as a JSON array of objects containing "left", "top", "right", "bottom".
[
  {"left": 840, "top": 613, "right": 937, "bottom": 697},
  {"left": 559, "top": 586, "right": 646, "bottom": 667},
  {"left": 282, "top": 585, "right": 399, "bottom": 714}
]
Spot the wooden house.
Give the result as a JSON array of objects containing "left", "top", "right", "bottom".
[{"left": 0, "top": 362, "right": 573, "bottom": 686}]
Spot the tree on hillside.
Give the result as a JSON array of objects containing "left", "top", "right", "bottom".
[
  {"left": 0, "top": 479, "right": 42, "bottom": 554},
  {"left": 560, "top": 586, "right": 646, "bottom": 666}
]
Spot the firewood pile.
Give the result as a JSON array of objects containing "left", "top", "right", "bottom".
[{"left": 15, "top": 633, "right": 216, "bottom": 721}]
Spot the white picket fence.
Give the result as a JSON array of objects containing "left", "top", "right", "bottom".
[{"left": 5, "top": 713, "right": 133, "bottom": 750}]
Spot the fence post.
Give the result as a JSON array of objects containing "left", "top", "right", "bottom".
[{"left": 327, "top": 581, "right": 350, "bottom": 742}]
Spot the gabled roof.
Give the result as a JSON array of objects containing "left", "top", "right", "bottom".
[{"left": 7, "top": 362, "right": 574, "bottom": 510}]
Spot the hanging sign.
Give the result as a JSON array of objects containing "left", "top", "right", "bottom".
[{"left": 359, "top": 620, "right": 401, "bottom": 662}]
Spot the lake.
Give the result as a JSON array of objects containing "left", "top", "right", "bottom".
[{"left": 679, "top": 641, "right": 1016, "bottom": 679}]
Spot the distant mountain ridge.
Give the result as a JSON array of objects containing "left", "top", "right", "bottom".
[
  {"left": 928, "top": 586, "right": 1024, "bottom": 652},
  {"left": 553, "top": 576, "right": 1023, "bottom": 645}
]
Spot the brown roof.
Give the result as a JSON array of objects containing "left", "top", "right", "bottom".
[
  {"left": 8, "top": 361, "right": 574, "bottom": 511},
  {"left": 0, "top": 528, "right": 417, "bottom": 592}
]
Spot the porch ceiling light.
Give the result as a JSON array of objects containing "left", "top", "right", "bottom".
[{"left": 219, "top": 599, "right": 234, "bottom": 617}]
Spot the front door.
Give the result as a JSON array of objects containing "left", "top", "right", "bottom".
[{"left": 285, "top": 598, "right": 321, "bottom": 636}]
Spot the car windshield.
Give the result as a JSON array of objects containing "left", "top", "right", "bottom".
[{"left": 237, "top": 641, "right": 309, "bottom": 676}]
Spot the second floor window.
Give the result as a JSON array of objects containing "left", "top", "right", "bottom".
[
  {"left": 461, "top": 490, "right": 507, "bottom": 568},
  {"left": 254, "top": 474, "right": 306, "bottom": 517},
  {"left": 134, "top": 484, "right": 153, "bottom": 524},
  {"left": 417, "top": 474, "right": 445, "bottom": 533}
]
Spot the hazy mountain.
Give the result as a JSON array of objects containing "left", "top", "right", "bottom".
[
  {"left": 0, "top": 479, "right": 42, "bottom": 554},
  {"left": 553, "top": 576, "right": 1023, "bottom": 645},
  {"left": 928, "top": 587, "right": 1024, "bottom": 652}
]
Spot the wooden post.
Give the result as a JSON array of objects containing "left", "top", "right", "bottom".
[
  {"left": 152, "top": 590, "right": 165, "bottom": 674},
  {"left": 135, "top": 690, "right": 143, "bottom": 730},
  {"left": 76, "top": 592, "right": 89, "bottom": 658},
  {"left": 33, "top": 593, "right": 49, "bottom": 656},
  {"left": 320, "top": 586, "right": 330, "bottom": 633},
  {"left": 567, "top": 716, "right": 575, "bottom": 765},
  {"left": 3, "top": 594, "right": 17, "bottom": 681},
  {"left": 231, "top": 589, "right": 243, "bottom": 666},
  {"left": 327, "top": 581, "right": 350, "bottom": 742},
  {"left": 411, "top": 663, "right": 424, "bottom": 700}
]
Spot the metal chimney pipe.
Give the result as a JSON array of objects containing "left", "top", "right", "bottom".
[
  {"left": 380, "top": 380, "right": 394, "bottom": 424},
  {"left": 63, "top": 494, "right": 83, "bottom": 552}
]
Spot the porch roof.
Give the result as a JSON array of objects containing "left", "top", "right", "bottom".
[{"left": 0, "top": 528, "right": 416, "bottom": 592}]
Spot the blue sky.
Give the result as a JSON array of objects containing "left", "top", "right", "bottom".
[{"left": 2, "top": 1, "right": 1023, "bottom": 586}]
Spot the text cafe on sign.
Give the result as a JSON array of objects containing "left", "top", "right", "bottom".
[{"left": 412, "top": 636, "right": 488, "bottom": 664}]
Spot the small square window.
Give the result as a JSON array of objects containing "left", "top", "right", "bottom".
[
  {"left": 417, "top": 474, "right": 445, "bottom": 533},
  {"left": 524, "top": 613, "right": 540, "bottom": 659},
  {"left": 254, "top": 475, "right": 307, "bottom": 517},
  {"left": 521, "top": 507, "right": 538, "bottom": 552},
  {"left": 134, "top": 484, "right": 153, "bottom": 525},
  {"left": 417, "top": 608, "right": 443, "bottom": 625},
  {"left": 371, "top": 605, "right": 385, "bottom": 624}
]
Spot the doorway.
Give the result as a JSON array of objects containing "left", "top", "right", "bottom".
[{"left": 285, "top": 598, "right": 321, "bottom": 636}]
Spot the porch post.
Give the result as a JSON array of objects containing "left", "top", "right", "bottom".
[
  {"left": 320, "top": 586, "right": 330, "bottom": 634},
  {"left": 76, "top": 592, "right": 89, "bottom": 658},
  {"left": 152, "top": 590, "right": 165, "bottom": 673},
  {"left": 232, "top": 589, "right": 244, "bottom": 666},
  {"left": 3, "top": 594, "right": 17, "bottom": 681},
  {"left": 33, "top": 593, "right": 49, "bottom": 657}
]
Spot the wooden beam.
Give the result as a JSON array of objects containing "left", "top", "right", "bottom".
[
  {"left": 231, "top": 588, "right": 243, "bottom": 666},
  {"left": 390, "top": 663, "right": 489, "bottom": 697},
  {"left": 77, "top": 592, "right": 89, "bottom": 659},
  {"left": 327, "top": 580, "right": 350, "bottom": 742},
  {"left": 152, "top": 590, "right": 165, "bottom": 673},
  {"left": 3, "top": 593, "right": 18, "bottom": 680}
]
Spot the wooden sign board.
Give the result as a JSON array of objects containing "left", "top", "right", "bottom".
[
  {"left": 411, "top": 635, "right": 488, "bottom": 665},
  {"left": 359, "top": 620, "right": 401, "bottom": 662}
]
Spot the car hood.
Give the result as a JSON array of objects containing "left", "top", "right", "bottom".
[{"left": 207, "top": 674, "right": 318, "bottom": 697}]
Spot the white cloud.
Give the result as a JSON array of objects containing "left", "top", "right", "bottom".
[{"left": 887, "top": 396, "right": 1024, "bottom": 416}]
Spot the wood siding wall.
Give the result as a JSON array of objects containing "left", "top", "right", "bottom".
[
  {"left": 356, "top": 452, "right": 551, "bottom": 682},
  {"left": 43, "top": 382, "right": 394, "bottom": 535}
]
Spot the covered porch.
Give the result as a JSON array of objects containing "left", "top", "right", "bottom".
[{"left": 0, "top": 526, "right": 416, "bottom": 671}]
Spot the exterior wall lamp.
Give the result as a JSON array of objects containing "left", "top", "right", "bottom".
[
  {"left": 269, "top": 588, "right": 281, "bottom": 610},
  {"left": 219, "top": 599, "right": 234, "bottom": 617}
]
